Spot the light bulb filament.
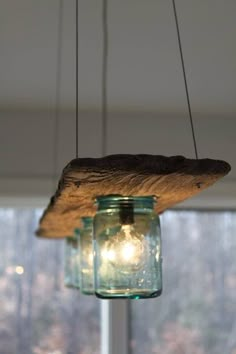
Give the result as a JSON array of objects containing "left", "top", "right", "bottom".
[{"left": 102, "top": 224, "right": 147, "bottom": 274}]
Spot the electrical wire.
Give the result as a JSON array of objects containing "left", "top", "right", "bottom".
[
  {"left": 76, "top": 0, "right": 79, "bottom": 158},
  {"left": 172, "top": 0, "right": 199, "bottom": 159},
  {"left": 102, "top": 0, "right": 108, "bottom": 156}
]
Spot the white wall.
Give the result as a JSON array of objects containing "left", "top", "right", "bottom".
[{"left": 0, "top": 109, "right": 235, "bottom": 209}]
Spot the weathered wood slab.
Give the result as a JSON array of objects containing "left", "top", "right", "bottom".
[{"left": 36, "top": 154, "right": 231, "bottom": 238}]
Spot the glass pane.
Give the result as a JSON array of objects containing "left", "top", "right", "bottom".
[
  {"left": 131, "top": 211, "right": 236, "bottom": 354},
  {"left": 0, "top": 208, "right": 100, "bottom": 354}
]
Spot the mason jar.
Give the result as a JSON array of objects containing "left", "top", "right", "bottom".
[
  {"left": 64, "top": 228, "right": 80, "bottom": 288},
  {"left": 79, "top": 217, "right": 94, "bottom": 295},
  {"left": 93, "top": 196, "right": 162, "bottom": 299}
]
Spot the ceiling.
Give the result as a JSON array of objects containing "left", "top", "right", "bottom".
[
  {"left": 0, "top": 0, "right": 235, "bottom": 206},
  {"left": 0, "top": 0, "right": 236, "bottom": 114}
]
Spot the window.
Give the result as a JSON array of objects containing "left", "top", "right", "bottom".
[
  {"left": 0, "top": 208, "right": 100, "bottom": 354},
  {"left": 1, "top": 208, "right": 236, "bottom": 354},
  {"left": 131, "top": 211, "right": 236, "bottom": 354}
]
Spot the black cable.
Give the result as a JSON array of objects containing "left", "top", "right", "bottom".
[
  {"left": 102, "top": 0, "right": 108, "bottom": 156},
  {"left": 172, "top": 0, "right": 199, "bottom": 159},
  {"left": 76, "top": 0, "right": 79, "bottom": 158}
]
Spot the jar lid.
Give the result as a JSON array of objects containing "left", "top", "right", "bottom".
[
  {"left": 95, "top": 195, "right": 156, "bottom": 210},
  {"left": 81, "top": 216, "right": 93, "bottom": 227}
]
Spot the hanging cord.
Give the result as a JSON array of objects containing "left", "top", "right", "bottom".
[
  {"left": 102, "top": 0, "right": 108, "bottom": 156},
  {"left": 52, "top": 0, "right": 63, "bottom": 188},
  {"left": 172, "top": 0, "right": 199, "bottom": 159},
  {"left": 75, "top": 0, "right": 79, "bottom": 158}
]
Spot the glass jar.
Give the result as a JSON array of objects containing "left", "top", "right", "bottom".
[
  {"left": 79, "top": 217, "right": 94, "bottom": 295},
  {"left": 64, "top": 228, "right": 80, "bottom": 288},
  {"left": 93, "top": 196, "right": 162, "bottom": 299}
]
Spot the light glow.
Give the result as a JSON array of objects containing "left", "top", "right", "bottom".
[
  {"left": 156, "top": 244, "right": 160, "bottom": 262},
  {"left": 15, "top": 266, "right": 24, "bottom": 275},
  {"left": 102, "top": 224, "right": 147, "bottom": 274}
]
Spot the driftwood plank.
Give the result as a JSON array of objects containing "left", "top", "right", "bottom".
[{"left": 36, "top": 155, "right": 231, "bottom": 238}]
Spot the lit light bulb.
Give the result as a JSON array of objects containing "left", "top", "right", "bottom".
[
  {"left": 103, "top": 224, "right": 148, "bottom": 274},
  {"left": 94, "top": 196, "right": 162, "bottom": 299}
]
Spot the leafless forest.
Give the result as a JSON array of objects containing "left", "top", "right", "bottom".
[
  {"left": 0, "top": 209, "right": 235, "bottom": 354},
  {"left": 131, "top": 211, "right": 236, "bottom": 354}
]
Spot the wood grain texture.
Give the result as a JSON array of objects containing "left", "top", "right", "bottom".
[{"left": 36, "top": 154, "right": 231, "bottom": 238}]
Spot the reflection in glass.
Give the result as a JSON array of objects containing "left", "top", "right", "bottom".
[
  {"left": 64, "top": 229, "right": 80, "bottom": 289},
  {"left": 79, "top": 217, "right": 94, "bottom": 295}
]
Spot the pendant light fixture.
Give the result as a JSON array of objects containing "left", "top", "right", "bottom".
[
  {"left": 37, "top": 0, "right": 231, "bottom": 299},
  {"left": 93, "top": 196, "right": 162, "bottom": 299}
]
